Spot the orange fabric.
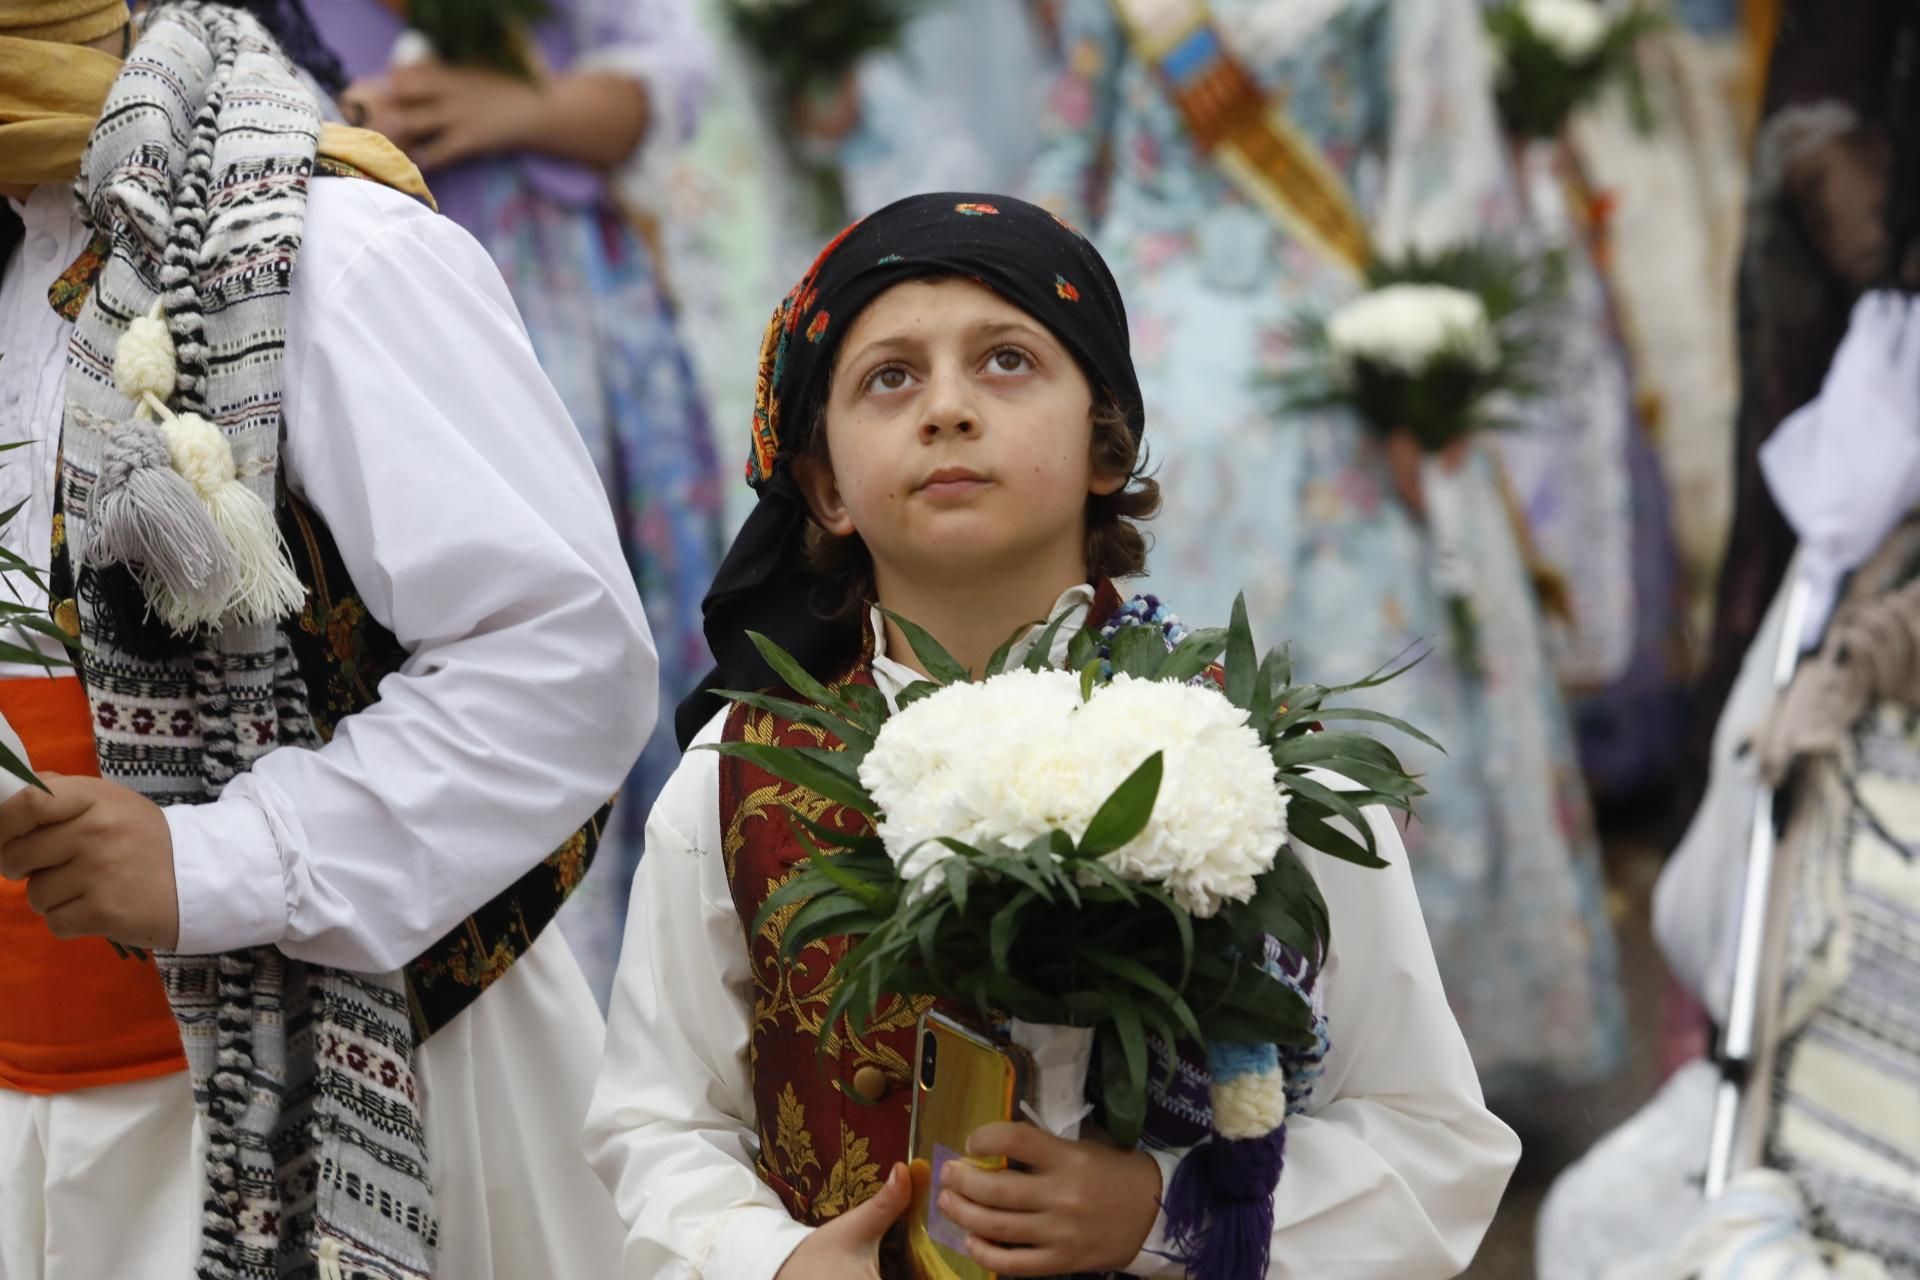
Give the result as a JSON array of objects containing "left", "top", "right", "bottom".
[{"left": 0, "top": 676, "right": 184, "bottom": 1094}]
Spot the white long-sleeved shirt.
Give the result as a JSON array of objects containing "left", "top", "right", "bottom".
[
  {"left": 0, "top": 176, "right": 656, "bottom": 972},
  {"left": 584, "top": 589, "right": 1521, "bottom": 1279}
]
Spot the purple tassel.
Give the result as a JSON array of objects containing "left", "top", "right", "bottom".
[{"left": 1162, "top": 1128, "right": 1287, "bottom": 1280}]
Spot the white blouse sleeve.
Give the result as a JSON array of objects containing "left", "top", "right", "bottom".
[
  {"left": 1125, "top": 798, "right": 1521, "bottom": 1278},
  {"left": 584, "top": 710, "right": 816, "bottom": 1280},
  {"left": 163, "top": 179, "right": 657, "bottom": 972}
]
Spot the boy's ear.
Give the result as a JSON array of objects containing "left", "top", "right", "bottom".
[
  {"left": 792, "top": 454, "right": 857, "bottom": 537},
  {"left": 1088, "top": 467, "right": 1127, "bottom": 498}
]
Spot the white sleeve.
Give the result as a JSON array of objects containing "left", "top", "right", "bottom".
[
  {"left": 584, "top": 712, "right": 816, "bottom": 1280},
  {"left": 1125, "top": 798, "right": 1521, "bottom": 1278},
  {"left": 164, "top": 184, "right": 657, "bottom": 972}
]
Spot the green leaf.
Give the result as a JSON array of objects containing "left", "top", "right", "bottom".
[
  {"left": 1075, "top": 752, "right": 1163, "bottom": 857},
  {"left": 1288, "top": 809, "right": 1390, "bottom": 869},
  {"left": 942, "top": 857, "right": 970, "bottom": 916},
  {"left": 751, "top": 866, "right": 839, "bottom": 936},
  {"left": 1225, "top": 594, "right": 1256, "bottom": 708},
  {"left": 838, "top": 682, "right": 890, "bottom": 734},
  {"left": 1081, "top": 948, "right": 1203, "bottom": 1044},
  {"left": 1100, "top": 988, "right": 1150, "bottom": 1148},
  {"left": 990, "top": 888, "right": 1036, "bottom": 973},
  {"left": 701, "top": 742, "right": 878, "bottom": 816},
  {"left": 1271, "top": 731, "right": 1404, "bottom": 774},
  {"left": 1307, "top": 706, "right": 1445, "bottom": 753},
  {"left": 984, "top": 620, "right": 1035, "bottom": 678},
  {"left": 1277, "top": 774, "right": 1378, "bottom": 857},
  {"left": 790, "top": 825, "right": 891, "bottom": 910},
  {"left": 1020, "top": 607, "right": 1075, "bottom": 673},
  {"left": 0, "top": 736, "right": 46, "bottom": 794},
  {"left": 744, "top": 631, "right": 849, "bottom": 711},
  {"left": 1156, "top": 626, "right": 1230, "bottom": 686},
  {"left": 876, "top": 609, "right": 971, "bottom": 684},
  {"left": 1079, "top": 662, "right": 1098, "bottom": 702},
  {"left": 896, "top": 680, "right": 942, "bottom": 709},
  {"left": 712, "top": 689, "right": 872, "bottom": 752},
  {"left": 1066, "top": 624, "right": 1098, "bottom": 671},
  {"left": 915, "top": 903, "right": 950, "bottom": 988},
  {"left": 1107, "top": 625, "right": 1165, "bottom": 680},
  {"left": 784, "top": 808, "right": 888, "bottom": 856},
  {"left": 783, "top": 896, "right": 884, "bottom": 956}
]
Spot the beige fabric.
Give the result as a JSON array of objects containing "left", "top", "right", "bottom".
[{"left": 0, "top": 0, "right": 126, "bottom": 43}]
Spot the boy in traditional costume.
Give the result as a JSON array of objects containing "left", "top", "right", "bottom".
[
  {"left": 585, "top": 193, "right": 1520, "bottom": 1278},
  {"left": 0, "top": 4, "right": 650, "bottom": 1278}
]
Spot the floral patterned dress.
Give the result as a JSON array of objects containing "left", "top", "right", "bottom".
[{"left": 1027, "top": 0, "right": 1625, "bottom": 1094}]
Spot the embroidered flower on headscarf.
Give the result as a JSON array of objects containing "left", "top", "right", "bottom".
[
  {"left": 805, "top": 311, "right": 831, "bottom": 344},
  {"left": 954, "top": 202, "right": 1001, "bottom": 216},
  {"left": 1055, "top": 275, "right": 1082, "bottom": 302}
]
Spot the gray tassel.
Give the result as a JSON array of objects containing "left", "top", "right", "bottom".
[{"left": 86, "top": 419, "right": 235, "bottom": 630}]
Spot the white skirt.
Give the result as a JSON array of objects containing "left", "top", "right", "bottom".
[{"left": 0, "top": 930, "right": 624, "bottom": 1280}]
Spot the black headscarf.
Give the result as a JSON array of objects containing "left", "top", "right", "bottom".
[{"left": 673, "top": 192, "right": 1145, "bottom": 746}]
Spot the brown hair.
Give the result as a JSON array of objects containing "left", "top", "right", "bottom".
[{"left": 799, "top": 397, "right": 1160, "bottom": 619}]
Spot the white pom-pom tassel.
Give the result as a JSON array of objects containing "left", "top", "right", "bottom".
[
  {"left": 159, "top": 413, "right": 306, "bottom": 624},
  {"left": 203, "top": 481, "right": 306, "bottom": 624},
  {"left": 114, "top": 305, "right": 178, "bottom": 405}
]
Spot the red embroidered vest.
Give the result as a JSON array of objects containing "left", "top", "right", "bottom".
[{"left": 720, "top": 664, "right": 932, "bottom": 1231}]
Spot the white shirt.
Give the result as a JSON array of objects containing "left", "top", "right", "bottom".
[
  {"left": 0, "top": 177, "right": 656, "bottom": 971},
  {"left": 584, "top": 589, "right": 1521, "bottom": 1278}
]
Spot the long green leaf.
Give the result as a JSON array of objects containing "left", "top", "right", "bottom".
[
  {"left": 701, "top": 742, "right": 878, "bottom": 816},
  {"left": 1157, "top": 626, "right": 1230, "bottom": 686},
  {"left": 990, "top": 888, "right": 1036, "bottom": 974},
  {"left": 1107, "top": 625, "right": 1165, "bottom": 680},
  {"left": 0, "top": 737, "right": 46, "bottom": 794},
  {"left": 1020, "top": 607, "right": 1075, "bottom": 674},
  {"left": 1225, "top": 594, "right": 1256, "bottom": 708},
  {"left": 1098, "top": 1023, "right": 1146, "bottom": 1148},
  {"left": 745, "top": 630, "right": 848, "bottom": 710},
  {"left": 984, "top": 619, "right": 1035, "bottom": 678},
  {"left": 1075, "top": 752, "right": 1163, "bottom": 857},
  {"left": 876, "top": 609, "right": 971, "bottom": 684},
  {"left": 713, "top": 689, "right": 872, "bottom": 752},
  {"left": 1289, "top": 809, "right": 1389, "bottom": 869},
  {"left": 784, "top": 808, "right": 889, "bottom": 856},
  {"left": 1309, "top": 706, "right": 1445, "bottom": 752},
  {"left": 1081, "top": 948, "right": 1203, "bottom": 1044},
  {"left": 790, "top": 824, "right": 890, "bottom": 909}
]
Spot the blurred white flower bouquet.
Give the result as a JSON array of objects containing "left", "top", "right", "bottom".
[
  {"left": 1485, "top": 0, "right": 1665, "bottom": 139},
  {"left": 709, "top": 595, "right": 1432, "bottom": 1150}
]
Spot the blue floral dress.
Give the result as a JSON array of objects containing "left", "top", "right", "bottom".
[{"left": 1027, "top": 0, "right": 1625, "bottom": 1094}]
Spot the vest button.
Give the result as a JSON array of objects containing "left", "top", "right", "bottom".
[
  {"left": 850, "top": 1064, "right": 890, "bottom": 1103},
  {"left": 53, "top": 599, "right": 80, "bottom": 641}
]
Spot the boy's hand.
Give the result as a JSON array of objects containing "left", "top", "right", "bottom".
[
  {"left": 938, "top": 1122, "right": 1163, "bottom": 1276},
  {"left": 0, "top": 774, "right": 178, "bottom": 950},
  {"left": 775, "top": 1161, "right": 911, "bottom": 1280}
]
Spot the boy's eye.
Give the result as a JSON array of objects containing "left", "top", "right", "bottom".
[
  {"left": 867, "top": 366, "right": 912, "bottom": 393},
  {"left": 987, "top": 347, "right": 1033, "bottom": 374}
]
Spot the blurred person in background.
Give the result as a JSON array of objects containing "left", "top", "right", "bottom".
[
  {"left": 1026, "top": 0, "right": 1625, "bottom": 1100},
  {"left": 294, "top": 0, "right": 725, "bottom": 1003},
  {"left": 1686, "top": 0, "right": 1920, "bottom": 828}
]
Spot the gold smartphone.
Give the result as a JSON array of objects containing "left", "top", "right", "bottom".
[{"left": 905, "top": 1012, "right": 1034, "bottom": 1280}]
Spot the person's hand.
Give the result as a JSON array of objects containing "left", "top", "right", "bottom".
[
  {"left": 345, "top": 60, "right": 541, "bottom": 172},
  {"left": 774, "top": 1161, "right": 911, "bottom": 1280},
  {"left": 0, "top": 774, "right": 178, "bottom": 950},
  {"left": 936, "top": 1122, "right": 1163, "bottom": 1276}
]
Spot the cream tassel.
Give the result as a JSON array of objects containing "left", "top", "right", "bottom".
[{"left": 158, "top": 411, "right": 306, "bottom": 624}]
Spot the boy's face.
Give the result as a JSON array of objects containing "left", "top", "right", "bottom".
[{"left": 798, "top": 277, "right": 1122, "bottom": 588}]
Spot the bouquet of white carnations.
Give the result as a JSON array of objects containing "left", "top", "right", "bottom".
[
  {"left": 708, "top": 596, "right": 1431, "bottom": 1161},
  {"left": 1284, "top": 245, "right": 1555, "bottom": 454},
  {"left": 1485, "top": 0, "right": 1665, "bottom": 139}
]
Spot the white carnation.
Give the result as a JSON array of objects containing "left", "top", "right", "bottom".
[
  {"left": 1518, "top": 0, "right": 1611, "bottom": 61},
  {"left": 1325, "top": 283, "right": 1499, "bottom": 374},
  {"left": 858, "top": 670, "right": 1289, "bottom": 917}
]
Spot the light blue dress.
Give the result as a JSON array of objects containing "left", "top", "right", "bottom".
[{"left": 1027, "top": 0, "right": 1625, "bottom": 1095}]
